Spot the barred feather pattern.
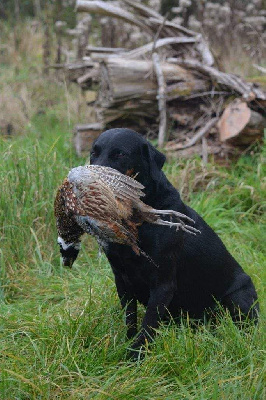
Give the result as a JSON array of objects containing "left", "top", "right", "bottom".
[{"left": 54, "top": 165, "right": 200, "bottom": 258}]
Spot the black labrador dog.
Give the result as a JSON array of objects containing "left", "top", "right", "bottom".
[{"left": 90, "top": 128, "right": 259, "bottom": 354}]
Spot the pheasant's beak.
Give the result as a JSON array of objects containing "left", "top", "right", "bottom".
[
  {"left": 57, "top": 237, "right": 80, "bottom": 268},
  {"left": 60, "top": 246, "right": 80, "bottom": 268},
  {"left": 62, "top": 256, "right": 76, "bottom": 268}
]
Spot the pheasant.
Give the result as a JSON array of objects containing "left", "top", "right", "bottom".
[{"left": 54, "top": 165, "right": 200, "bottom": 267}]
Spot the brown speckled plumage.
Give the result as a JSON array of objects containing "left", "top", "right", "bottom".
[{"left": 54, "top": 166, "right": 200, "bottom": 262}]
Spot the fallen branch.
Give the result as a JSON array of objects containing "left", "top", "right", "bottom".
[
  {"left": 76, "top": 0, "right": 152, "bottom": 34},
  {"left": 166, "top": 117, "right": 219, "bottom": 151},
  {"left": 121, "top": 37, "right": 197, "bottom": 59},
  {"left": 86, "top": 46, "right": 126, "bottom": 53},
  {"left": 153, "top": 53, "right": 167, "bottom": 148},
  {"left": 77, "top": 66, "right": 99, "bottom": 84},
  {"left": 167, "top": 58, "right": 266, "bottom": 100},
  {"left": 123, "top": 0, "right": 197, "bottom": 37},
  {"left": 253, "top": 64, "right": 266, "bottom": 74}
]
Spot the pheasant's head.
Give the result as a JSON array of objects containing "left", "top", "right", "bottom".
[
  {"left": 55, "top": 179, "right": 84, "bottom": 268},
  {"left": 57, "top": 237, "right": 81, "bottom": 267}
]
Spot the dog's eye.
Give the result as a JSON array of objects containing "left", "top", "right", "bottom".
[
  {"left": 114, "top": 151, "right": 125, "bottom": 159},
  {"left": 91, "top": 147, "right": 100, "bottom": 158}
]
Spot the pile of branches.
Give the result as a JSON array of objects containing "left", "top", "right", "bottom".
[{"left": 63, "top": 0, "right": 266, "bottom": 158}]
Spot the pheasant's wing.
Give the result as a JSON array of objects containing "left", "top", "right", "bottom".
[
  {"left": 67, "top": 166, "right": 121, "bottom": 221},
  {"left": 85, "top": 165, "right": 145, "bottom": 203},
  {"left": 66, "top": 167, "right": 140, "bottom": 251}
]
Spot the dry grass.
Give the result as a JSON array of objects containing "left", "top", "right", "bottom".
[
  {"left": 211, "top": 34, "right": 266, "bottom": 80},
  {"left": 0, "top": 21, "right": 92, "bottom": 136}
]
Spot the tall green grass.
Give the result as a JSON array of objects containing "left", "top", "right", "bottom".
[
  {"left": 0, "top": 19, "right": 265, "bottom": 398},
  {"left": 0, "top": 112, "right": 265, "bottom": 399}
]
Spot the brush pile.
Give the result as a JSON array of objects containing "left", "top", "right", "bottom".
[{"left": 60, "top": 0, "right": 266, "bottom": 158}]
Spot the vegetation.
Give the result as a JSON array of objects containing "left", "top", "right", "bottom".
[{"left": 0, "top": 20, "right": 265, "bottom": 400}]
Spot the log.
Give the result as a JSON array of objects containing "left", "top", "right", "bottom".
[
  {"left": 73, "top": 123, "right": 103, "bottom": 156},
  {"left": 97, "top": 99, "right": 158, "bottom": 124},
  {"left": 97, "top": 57, "right": 210, "bottom": 108},
  {"left": 238, "top": 111, "right": 266, "bottom": 145},
  {"left": 218, "top": 100, "right": 266, "bottom": 145}
]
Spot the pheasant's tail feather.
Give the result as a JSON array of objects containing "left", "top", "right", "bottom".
[{"left": 139, "top": 249, "right": 159, "bottom": 268}]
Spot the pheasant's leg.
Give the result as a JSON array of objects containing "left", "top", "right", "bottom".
[
  {"left": 157, "top": 219, "right": 201, "bottom": 235},
  {"left": 151, "top": 209, "right": 195, "bottom": 224}
]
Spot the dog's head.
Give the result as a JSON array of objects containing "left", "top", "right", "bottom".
[{"left": 90, "top": 128, "right": 166, "bottom": 198}]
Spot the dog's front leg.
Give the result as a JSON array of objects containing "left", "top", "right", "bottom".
[
  {"left": 130, "top": 283, "right": 174, "bottom": 358},
  {"left": 114, "top": 274, "right": 138, "bottom": 339}
]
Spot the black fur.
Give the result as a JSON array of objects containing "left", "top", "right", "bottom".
[{"left": 90, "top": 128, "right": 259, "bottom": 356}]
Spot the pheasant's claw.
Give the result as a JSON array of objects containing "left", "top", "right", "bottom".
[
  {"left": 180, "top": 225, "right": 201, "bottom": 235},
  {"left": 152, "top": 209, "right": 195, "bottom": 224},
  {"left": 157, "top": 219, "right": 201, "bottom": 235}
]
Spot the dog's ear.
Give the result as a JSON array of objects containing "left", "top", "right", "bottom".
[{"left": 142, "top": 142, "right": 166, "bottom": 182}]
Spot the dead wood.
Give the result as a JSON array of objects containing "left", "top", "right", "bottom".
[
  {"left": 97, "top": 57, "right": 209, "bottom": 107},
  {"left": 218, "top": 100, "right": 266, "bottom": 145},
  {"left": 86, "top": 46, "right": 126, "bottom": 54},
  {"left": 122, "top": 37, "right": 197, "bottom": 60},
  {"left": 153, "top": 53, "right": 167, "bottom": 148},
  {"left": 165, "top": 118, "right": 219, "bottom": 151},
  {"left": 64, "top": 0, "right": 266, "bottom": 158},
  {"left": 76, "top": 0, "right": 152, "bottom": 34},
  {"left": 167, "top": 58, "right": 266, "bottom": 101}
]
